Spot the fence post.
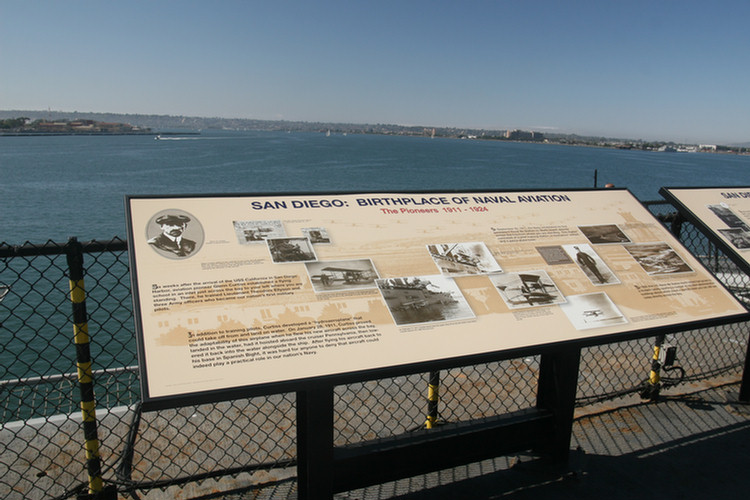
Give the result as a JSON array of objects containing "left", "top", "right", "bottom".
[
  {"left": 637, "top": 216, "right": 684, "bottom": 401},
  {"left": 66, "top": 237, "right": 115, "bottom": 499},
  {"left": 640, "top": 334, "right": 665, "bottom": 400},
  {"left": 425, "top": 371, "right": 440, "bottom": 429},
  {"left": 668, "top": 212, "right": 683, "bottom": 238}
]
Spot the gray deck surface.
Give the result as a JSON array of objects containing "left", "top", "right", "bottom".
[{"left": 222, "top": 381, "right": 750, "bottom": 500}]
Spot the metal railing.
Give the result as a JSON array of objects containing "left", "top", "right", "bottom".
[{"left": 1, "top": 202, "right": 748, "bottom": 499}]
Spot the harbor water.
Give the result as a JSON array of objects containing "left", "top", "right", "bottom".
[
  {"left": 1, "top": 130, "right": 749, "bottom": 413},
  {"left": 2, "top": 130, "right": 750, "bottom": 244}
]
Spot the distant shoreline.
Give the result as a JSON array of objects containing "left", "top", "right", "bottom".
[
  {"left": 0, "top": 131, "right": 154, "bottom": 137},
  {"left": 1, "top": 111, "right": 747, "bottom": 154},
  {"left": 1, "top": 129, "right": 745, "bottom": 155},
  {"left": 3, "top": 109, "right": 747, "bottom": 149},
  {"left": 0, "top": 131, "right": 197, "bottom": 137}
]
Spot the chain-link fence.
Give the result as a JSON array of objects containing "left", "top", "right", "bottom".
[{"left": 1, "top": 202, "right": 748, "bottom": 499}]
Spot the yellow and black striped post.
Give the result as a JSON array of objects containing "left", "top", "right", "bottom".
[
  {"left": 66, "top": 238, "right": 107, "bottom": 497},
  {"left": 649, "top": 344, "right": 662, "bottom": 386},
  {"left": 425, "top": 371, "right": 440, "bottom": 429},
  {"left": 640, "top": 334, "right": 665, "bottom": 400}
]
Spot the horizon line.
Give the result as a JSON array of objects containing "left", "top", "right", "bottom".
[{"left": 1, "top": 108, "right": 743, "bottom": 147}]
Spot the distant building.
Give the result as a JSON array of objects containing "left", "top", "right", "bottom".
[
  {"left": 26, "top": 119, "right": 146, "bottom": 134},
  {"left": 505, "top": 129, "right": 544, "bottom": 141},
  {"left": 36, "top": 121, "right": 70, "bottom": 132}
]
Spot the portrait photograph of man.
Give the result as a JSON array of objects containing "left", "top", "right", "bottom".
[
  {"left": 562, "top": 243, "right": 620, "bottom": 285},
  {"left": 147, "top": 212, "right": 204, "bottom": 258}
]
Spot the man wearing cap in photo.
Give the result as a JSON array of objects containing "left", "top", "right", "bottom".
[
  {"left": 574, "top": 245, "right": 606, "bottom": 284},
  {"left": 148, "top": 214, "right": 196, "bottom": 257}
]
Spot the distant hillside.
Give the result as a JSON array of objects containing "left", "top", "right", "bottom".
[
  {"left": 2, "top": 109, "right": 746, "bottom": 149},
  {"left": 0, "top": 109, "right": 464, "bottom": 137},
  {"left": 1, "top": 116, "right": 150, "bottom": 135},
  {"left": 0, "top": 110, "right": 588, "bottom": 142}
]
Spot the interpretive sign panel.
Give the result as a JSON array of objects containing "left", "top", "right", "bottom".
[
  {"left": 126, "top": 189, "right": 748, "bottom": 405},
  {"left": 660, "top": 186, "right": 750, "bottom": 275}
]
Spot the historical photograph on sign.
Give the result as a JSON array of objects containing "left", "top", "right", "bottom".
[
  {"left": 305, "top": 259, "right": 379, "bottom": 292},
  {"left": 146, "top": 210, "right": 204, "bottom": 259},
  {"left": 267, "top": 237, "right": 317, "bottom": 263},
  {"left": 536, "top": 245, "right": 574, "bottom": 265},
  {"left": 427, "top": 242, "right": 503, "bottom": 276},
  {"left": 301, "top": 227, "right": 332, "bottom": 244},
  {"left": 489, "top": 270, "right": 566, "bottom": 309},
  {"left": 562, "top": 244, "right": 620, "bottom": 285},
  {"left": 233, "top": 219, "right": 285, "bottom": 244},
  {"left": 707, "top": 204, "right": 749, "bottom": 230},
  {"left": 717, "top": 228, "right": 750, "bottom": 250},
  {"left": 624, "top": 242, "right": 694, "bottom": 275},
  {"left": 578, "top": 224, "right": 631, "bottom": 245},
  {"left": 376, "top": 275, "right": 475, "bottom": 326},
  {"left": 561, "top": 292, "right": 627, "bottom": 330}
]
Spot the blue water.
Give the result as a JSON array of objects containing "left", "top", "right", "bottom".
[
  {"left": 3, "top": 130, "right": 749, "bottom": 244},
  {"left": 2, "top": 130, "right": 750, "bottom": 418}
]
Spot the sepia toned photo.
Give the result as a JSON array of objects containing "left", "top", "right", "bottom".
[
  {"left": 305, "top": 259, "right": 379, "bottom": 293},
  {"left": 301, "top": 227, "right": 332, "bottom": 244},
  {"left": 560, "top": 292, "right": 627, "bottom": 330},
  {"left": 718, "top": 228, "right": 750, "bottom": 250},
  {"left": 707, "top": 204, "right": 749, "bottom": 230},
  {"left": 562, "top": 244, "right": 620, "bottom": 285},
  {"left": 376, "top": 275, "right": 475, "bottom": 326},
  {"left": 624, "top": 242, "right": 693, "bottom": 275},
  {"left": 490, "top": 270, "right": 566, "bottom": 309},
  {"left": 427, "top": 242, "right": 502, "bottom": 276},
  {"left": 267, "top": 237, "right": 317, "bottom": 263},
  {"left": 536, "top": 245, "right": 574, "bottom": 265},
  {"left": 578, "top": 224, "right": 631, "bottom": 245},
  {"left": 233, "top": 219, "right": 285, "bottom": 244},
  {"left": 146, "top": 210, "right": 204, "bottom": 259}
]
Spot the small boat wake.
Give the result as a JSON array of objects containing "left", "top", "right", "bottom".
[
  {"left": 155, "top": 135, "right": 201, "bottom": 141},
  {"left": 155, "top": 134, "right": 227, "bottom": 141}
]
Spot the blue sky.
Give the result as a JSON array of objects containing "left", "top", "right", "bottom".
[{"left": 2, "top": 1, "right": 749, "bottom": 144}]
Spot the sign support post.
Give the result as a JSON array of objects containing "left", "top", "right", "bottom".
[
  {"left": 740, "top": 342, "right": 750, "bottom": 402},
  {"left": 535, "top": 346, "right": 581, "bottom": 463},
  {"left": 297, "top": 384, "right": 335, "bottom": 500}
]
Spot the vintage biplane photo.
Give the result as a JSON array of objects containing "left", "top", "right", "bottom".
[
  {"left": 305, "top": 259, "right": 379, "bottom": 292},
  {"left": 490, "top": 270, "right": 566, "bottom": 309}
]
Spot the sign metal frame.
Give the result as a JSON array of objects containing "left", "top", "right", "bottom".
[
  {"left": 659, "top": 185, "right": 750, "bottom": 402},
  {"left": 125, "top": 188, "right": 750, "bottom": 411},
  {"left": 660, "top": 186, "right": 750, "bottom": 276}
]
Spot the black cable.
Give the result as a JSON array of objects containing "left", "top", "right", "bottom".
[
  {"left": 115, "top": 402, "right": 142, "bottom": 483},
  {"left": 660, "top": 365, "right": 686, "bottom": 387}
]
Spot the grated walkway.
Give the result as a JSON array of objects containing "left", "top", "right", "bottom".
[{"left": 220, "top": 381, "right": 750, "bottom": 500}]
